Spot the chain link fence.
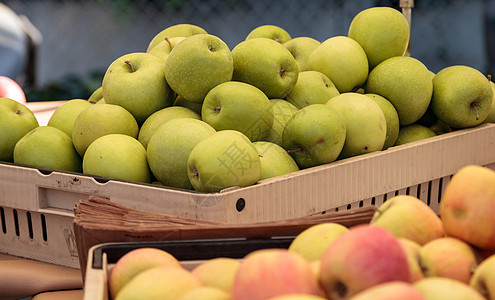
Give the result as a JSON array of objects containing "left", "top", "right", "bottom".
[{"left": 1, "top": 0, "right": 493, "bottom": 101}]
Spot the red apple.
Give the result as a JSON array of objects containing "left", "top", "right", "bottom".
[
  {"left": 232, "top": 248, "right": 320, "bottom": 300},
  {"left": 319, "top": 224, "right": 411, "bottom": 300},
  {"left": 0, "top": 76, "right": 26, "bottom": 104},
  {"left": 470, "top": 253, "right": 495, "bottom": 299},
  {"left": 440, "top": 165, "right": 495, "bottom": 250}
]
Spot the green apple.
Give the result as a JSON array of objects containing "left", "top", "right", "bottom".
[
  {"left": 484, "top": 80, "right": 495, "bottom": 123},
  {"left": 365, "top": 56, "right": 433, "bottom": 126},
  {"left": 165, "top": 34, "right": 233, "bottom": 103},
  {"left": 365, "top": 93, "right": 400, "bottom": 149},
  {"left": 283, "top": 37, "right": 321, "bottom": 72},
  {"left": 14, "top": 126, "right": 81, "bottom": 172},
  {"left": 282, "top": 104, "right": 346, "bottom": 169},
  {"left": 431, "top": 65, "right": 493, "bottom": 128},
  {"left": 146, "top": 23, "right": 207, "bottom": 52},
  {"left": 88, "top": 86, "right": 103, "bottom": 104},
  {"left": 264, "top": 99, "right": 299, "bottom": 147},
  {"left": 138, "top": 106, "right": 200, "bottom": 149},
  {"left": 252, "top": 141, "right": 299, "bottom": 180},
  {"left": 174, "top": 95, "right": 203, "bottom": 116},
  {"left": 72, "top": 103, "right": 139, "bottom": 157},
  {"left": 47, "top": 99, "right": 93, "bottom": 138},
  {"left": 147, "top": 118, "right": 216, "bottom": 189},
  {"left": 102, "top": 52, "right": 174, "bottom": 124},
  {"left": 201, "top": 81, "right": 273, "bottom": 142},
  {"left": 83, "top": 134, "right": 151, "bottom": 183},
  {"left": 307, "top": 36, "right": 368, "bottom": 93},
  {"left": 0, "top": 97, "right": 39, "bottom": 162},
  {"left": 187, "top": 130, "right": 261, "bottom": 192},
  {"left": 148, "top": 36, "right": 186, "bottom": 62},
  {"left": 395, "top": 124, "right": 437, "bottom": 146},
  {"left": 326, "top": 93, "right": 386, "bottom": 159},
  {"left": 232, "top": 37, "right": 299, "bottom": 99},
  {"left": 348, "top": 6, "right": 410, "bottom": 69},
  {"left": 288, "top": 222, "right": 348, "bottom": 262},
  {"left": 245, "top": 25, "right": 291, "bottom": 43},
  {"left": 285, "top": 70, "right": 339, "bottom": 109}
]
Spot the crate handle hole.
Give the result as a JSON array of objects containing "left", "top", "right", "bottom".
[
  {"left": 13, "top": 209, "right": 20, "bottom": 237},
  {"left": 41, "top": 214, "right": 48, "bottom": 241},
  {"left": 26, "top": 212, "right": 34, "bottom": 239},
  {"left": 0, "top": 207, "right": 6, "bottom": 234},
  {"left": 236, "top": 198, "right": 245, "bottom": 212}
]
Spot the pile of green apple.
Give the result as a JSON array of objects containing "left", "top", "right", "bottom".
[
  {"left": 106, "top": 164, "right": 495, "bottom": 300},
  {"left": 1, "top": 6, "right": 494, "bottom": 193}
]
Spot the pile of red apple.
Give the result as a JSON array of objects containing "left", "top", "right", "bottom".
[
  {"left": 107, "top": 164, "right": 495, "bottom": 300},
  {"left": 1, "top": 6, "right": 494, "bottom": 193}
]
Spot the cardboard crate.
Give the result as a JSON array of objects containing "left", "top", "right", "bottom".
[
  {"left": 83, "top": 238, "right": 295, "bottom": 300},
  {"left": 1, "top": 123, "right": 495, "bottom": 268}
]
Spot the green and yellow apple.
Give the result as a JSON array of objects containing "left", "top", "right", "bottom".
[
  {"left": 88, "top": 86, "right": 103, "bottom": 104},
  {"left": 72, "top": 103, "right": 139, "bottom": 157},
  {"left": 288, "top": 222, "right": 348, "bottom": 262},
  {"left": 265, "top": 99, "right": 299, "bottom": 146},
  {"left": 146, "top": 23, "right": 207, "bottom": 52},
  {"left": 47, "top": 99, "right": 92, "bottom": 138},
  {"left": 371, "top": 195, "right": 444, "bottom": 245},
  {"left": 365, "top": 56, "right": 433, "bottom": 126},
  {"left": 307, "top": 36, "right": 368, "bottom": 93},
  {"left": 365, "top": 93, "right": 400, "bottom": 149},
  {"left": 201, "top": 81, "right": 273, "bottom": 141},
  {"left": 13, "top": 126, "right": 81, "bottom": 172},
  {"left": 283, "top": 37, "right": 321, "bottom": 72},
  {"left": 484, "top": 79, "right": 495, "bottom": 123},
  {"left": 245, "top": 24, "right": 291, "bottom": 43},
  {"left": 348, "top": 6, "right": 410, "bottom": 69},
  {"left": 282, "top": 104, "right": 346, "bottom": 169},
  {"left": 147, "top": 118, "right": 216, "bottom": 189},
  {"left": 349, "top": 281, "right": 426, "bottom": 300},
  {"left": 252, "top": 141, "right": 299, "bottom": 180},
  {"left": 0, "top": 97, "right": 39, "bottom": 162},
  {"left": 326, "top": 92, "right": 386, "bottom": 159},
  {"left": 232, "top": 37, "right": 299, "bottom": 99},
  {"left": 420, "top": 237, "right": 478, "bottom": 284},
  {"left": 394, "top": 124, "right": 437, "bottom": 146},
  {"left": 165, "top": 34, "right": 233, "bottom": 103},
  {"left": 431, "top": 65, "right": 493, "bottom": 128},
  {"left": 440, "top": 165, "right": 495, "bottom": 250},
  {"left": 115, "top": 266, "right": 201, "bottom": 300},
  {"left": 109, "top": 247, "right": 182, "bottom": 299},
  {"left": 232, "top": 248, "right": 320, "bottom": 300},
  {"left": 414, "top": 277, "right": 485, "bottom": 300},
  {"left": 191, "top": 257, "right": 241, "bottom": 293},
  {"left": 102, "top": 52, "right": 174, "bottom": 124},
  {"left": 187, "top": 130, "right": 261, "bottom": 192},
  {"left": 398, "top": 238, "right": 432, "bottom": 282},
  {"left": 83, "top": 134, "right": 151, "bottom": 183},
  {"left": 177, "top": 287, "right": 230, "bottom": 300},
  {"left": 173, "top": 95, "right": 203, "bottom": 116},
  {"left": 470, "top": 253, "right": 495, "bottom": 299},
  {"left": 285, "top": 70, "right": 339, "bottom": 109},
  {"left": 138, "top": 106, "right": 200, "bottom": 149}
]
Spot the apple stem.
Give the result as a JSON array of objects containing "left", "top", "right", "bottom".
[
  {"left": 192, "top": 168, "right": 199, "bottom": 179},
  {"left": 164, "top": 37, "right": 172, "bottom": 49},
  {"left": 488, "top": 74, "right": 492, "bottom": 81},
  {"left": 279, "top": 68, "right": 286, "bottom": 78},
  {"left": 472, "top": 103, "right": 480, "bottom": 120},
  {"left": 16, "top": 110, "right": 21, "bottom": 115},
  {"left": 125, "top": 60, "right": 135, "bottom": 73}
]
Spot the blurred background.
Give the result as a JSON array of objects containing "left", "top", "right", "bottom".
[{"left": 1, "top": 0, "right": 494, "bottom": 101}]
